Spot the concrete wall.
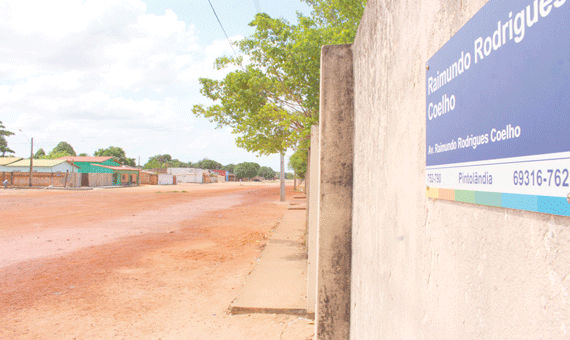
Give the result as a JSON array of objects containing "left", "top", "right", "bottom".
[
  {"left": 158, "top": 174, "right": 174, "bottom": 185},
  {"left": 307, "top": 124, "right": 320, "bottom": 317},
  {"left": 2, "top": 172, "right": 80, "bottom": 187},
  {"left": 140, "top": 171, "right": 158, "bottom": 185},
  {"left": 88, "top": 173, "right": 113, "bottom": 187},
  {"left": 316, "top": 44, "right": 354, "bottom": 340},
  {"left": 348, "top": 0, "right": 570, "bottom": 339},
  {"left": 168, "top": 168, "right": 205, "bottom": 183}
]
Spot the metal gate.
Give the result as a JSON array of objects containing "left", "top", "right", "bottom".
[{"left": 81, "top": 173, "right": 89, "bottom": 187}]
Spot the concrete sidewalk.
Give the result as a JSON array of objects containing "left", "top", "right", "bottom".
[{"left": 230, "top": 197, "right": 308, "bottom": 316}]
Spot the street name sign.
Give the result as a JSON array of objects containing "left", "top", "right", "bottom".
[{"left": 426, "top": 0, "right": 570, "bottom": 216}]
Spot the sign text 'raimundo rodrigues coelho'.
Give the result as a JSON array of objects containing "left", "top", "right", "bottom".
[{"left": 425, "top": 0, "right": 570, "bottom": 217}]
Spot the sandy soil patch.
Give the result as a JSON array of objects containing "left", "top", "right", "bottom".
[{"left": 0, "top": 182, "right": 314, "bottom": 339}]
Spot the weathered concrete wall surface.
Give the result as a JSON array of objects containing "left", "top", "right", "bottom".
[
  {"left": 316, "top": 44, "right": 354, "bottom": 340},
  {"left": 350, "top": 1, "right": 570, "bottom": 339},
  {"left": 3, "top": 172, "right": 80, "bottom": 187},
  {"left": 140, "top": 171, "right": 158, "bottom": 185},
  {"left": 88, "top": 173, "right": 112, "bottom": 187},
  {"left": 158, "top": 174, "right": 175, "bottom": 185},
  {"left": 307, "top": 124, "right": 320, "bottom": 317}
]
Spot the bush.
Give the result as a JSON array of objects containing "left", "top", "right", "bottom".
[{"left": 234, "top": 162, "right": 260, "bottom": 179}]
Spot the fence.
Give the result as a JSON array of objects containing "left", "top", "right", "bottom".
[
  {"left": 2, "top": 171, "right": 80, "bottom": 188},
  {"left": 140, "top": 171, "right": 158, "bottom": 185}
]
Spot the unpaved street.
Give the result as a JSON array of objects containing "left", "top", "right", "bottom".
[{"left": 0, "top": 183, "right": 314, "bottom": 339}]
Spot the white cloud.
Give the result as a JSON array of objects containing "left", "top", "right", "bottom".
[{"left": 0, "top": 0, "right": 286, "bottom": 170}]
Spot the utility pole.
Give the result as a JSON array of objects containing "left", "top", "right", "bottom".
[
  {"left": 29, "top": 137, "right": 33, "bottom": 187},
  {"left": 280, "top": 152, "right": 285, "bottom": 202},
  {"left": 20, "top": 130, "right": 33, "bottom": 187}
]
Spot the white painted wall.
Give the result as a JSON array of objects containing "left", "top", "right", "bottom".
[
  {"left": 4, "top": 162, "right": 77, "bottom": 173},
  {"left": 350, "top": 1, "right": 570, "bottom": 339},
  {"left": 158, "top": 174, "right": 174, "bottom": 185},
  {"left": 167, "top": 168, "right": 205, "bottom": 183}
]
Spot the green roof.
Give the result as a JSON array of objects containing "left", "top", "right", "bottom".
[
  {"left": 6, "top": 159, "right": 79, "bottom": 168},
  {"left": 0, "top": 157, "right": 22, "bottom": 165}
]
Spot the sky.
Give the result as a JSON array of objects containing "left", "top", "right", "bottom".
[{"left": 0, "top": 0, "right": 312, "bottom": 171}]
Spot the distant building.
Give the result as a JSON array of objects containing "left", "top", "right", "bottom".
[
  {"left": 0, "top": 157, "right": 22, "bottom": 167},
  {"left": 167, "top": 168, "right": 207, "bottom": 183},
  {"left": 0, "top": 158, "right": 80, "bottom": 187},
  {"left": 58, "top": 156, "right": 123, "bottom": 187},
  {"left": 92, "top": 164, "right": 140, "bottom": 186},
  {"left": 1, "top": 158, "right": 78, "bottom": 173},
  {"left": 210, "top": 169, "right": 229, "bottom": 181}
]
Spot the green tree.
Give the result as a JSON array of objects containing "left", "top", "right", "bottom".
[
  {"left": 258, "top": 166, "right": 276, "bottom": 180},
  {"left": 94, "top": 146, "right": 135, "bottom": 166},
  {"left": 0, "top": 121, "right": 15, "bottom": 157},
  {"left": 288, "top": 148, "right": 308, "bottom": 179},
  {"left": 169, "top": 159, "right": 189, "bottom": 168},
  {"left": 302, "top": 0, "right": 367, "bottom": 35},
  {"left": 193, "top": 159, "right": 223, "bottom": 170},
  {"left": 234, "top": 162, "right": 260, "bottom": 179},
  {"left": 192, "top": 1, "right": 366, "bottom": 157},
  {"left": 143, "top": 154, "right": 172, "bottom": 169},
  {"left": 222, "top": 163, "right": 235, "bottom": 173},
  {"left": 78, "top": 153, "right": 89, "bottom": 157},
  {"left": 34, "top": 148, "right": 46, "bottom": 158},
  {"left": 0, "top": 136, "right": 14, "bottom": 157},
  {"left": 48, "top": 141, "right": 76, "bottom": 158}
]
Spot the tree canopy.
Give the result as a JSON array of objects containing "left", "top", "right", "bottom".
[
  {"left": 193, "top": 159, "right": 223, "bottom": 170},
  {"left": 34, "top": 148, "right": 46, "bottom": 158},
  {"left": 288, "top": 147, "right": 308, "bottom": 178},
  {"left": 222, "top": 163, "right": 235, "bottom": 173},
  {"left": 258, "top": 166, "right": 276, "bottom": 180},
  {"left": 234, "top": 162, "right": 261, "bottom": 179},
  {"left": 46, "top": 141, "right": 76, "bottom": 159},
  {"left": 0, "top": 121, "right": 15, "bottom": 157},
  {"left": 143, "top": 154, "right": 172, "bottom": 169},
  {"left": 192, "top": 0, "right": 366, "bottom": 160},
  {"left": 94, "top": 146, "right": 135, "bottom": 166}
]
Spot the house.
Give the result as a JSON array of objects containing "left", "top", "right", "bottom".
[
  {"left": 140, "top": 170, "right": 158, "bottom": 185},
  {"left": 1, "top": 159, "right": 80, "bottom": 187},
  {"left": 210, "top": 169, "right": 229, "bottom": 182},
  {"left": 92, "top": 164, "right": 140, "bottom": 186},
  {"left": 58, "top": 156, "right": 122, "bottom": 187},
  {"left": 0, "top": 157, "right": 22, "bottom": 167},
  {"left": 2, "top": 158, "right": 79, "bottom": 173}
]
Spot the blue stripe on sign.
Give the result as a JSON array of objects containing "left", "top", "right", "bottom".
[
  {"left": 502, "top": 193, "right": 538, "bottom": 212},
  {"left": 537, "top": 196, "right": 570, "bottom": 216}
]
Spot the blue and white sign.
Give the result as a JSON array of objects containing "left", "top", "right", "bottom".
[{"left": 426, "top": 0, "right": 570, "bottom": 216}]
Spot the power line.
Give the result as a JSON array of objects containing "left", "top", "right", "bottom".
[{"left": 207, "top": 0, "right": 238, "bottom": 59}]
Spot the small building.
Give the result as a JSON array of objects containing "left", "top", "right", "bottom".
[
  {"left": 2, "top": 158, "right": 79, "bottom": 173},
  {"left": 167, "top": 167, "right": 206, "bottom": 183},
  {"left": 140, "top": 170, "right": 158, "bottom": 185},
  {"left": 92, "top": 164, "right": 140, "bottom": 186},
  {"left": 0, "top": 157, "right": 22, "bottom": 167},
  {"left": 1, "top": 158, "right": 80, "bottom": 187},
  {"left": 210, "top": 169, "right": 229, "bottom": 182},
  {"left": 59, "top": 156, "right": 122, "bottom": 187}
]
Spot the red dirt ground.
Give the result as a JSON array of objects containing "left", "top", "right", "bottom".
[{"left": 0, "top": 182, "right": 314, "bottom": 340}]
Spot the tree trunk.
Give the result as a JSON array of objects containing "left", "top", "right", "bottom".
[{"left": 280, "top": 152, "right": 285, "bottom": 202}]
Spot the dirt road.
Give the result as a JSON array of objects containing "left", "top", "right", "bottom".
[{"left": 0, "top": 182, "right": 314, "bottom": 339}]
